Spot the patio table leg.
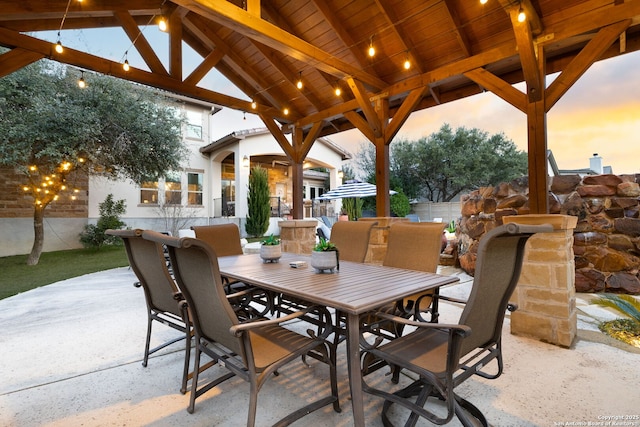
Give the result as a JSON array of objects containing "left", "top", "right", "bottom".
[{"left": 347, "top": 313, "right": 365, "bottom": 426}]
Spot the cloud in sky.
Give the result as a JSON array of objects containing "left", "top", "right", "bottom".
[{"left": 35, "top": 27, "right": 640, "bottom": 174}]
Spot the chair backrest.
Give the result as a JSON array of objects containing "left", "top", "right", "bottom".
[
  {"left": 383, "top": 222, "right": 445, "bottom": 272},
  {"left": 458, "top": 223, "right": 554, "bottom": 356},
  {"left": 142, "top": 230, "right": 244, "bottom": 358},
  {"left": 329, "top": 220, "right": 378, "bottom": 263},
  {"left": 106, "top": 229, "right": 181, "bottom": 316},
  {"left": 191, "top": 223, "right": 243, "bottom": 257}
]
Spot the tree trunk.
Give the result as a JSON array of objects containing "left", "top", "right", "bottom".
[{"left": 27, "top": 205, "right": 45, "bottom": 265}]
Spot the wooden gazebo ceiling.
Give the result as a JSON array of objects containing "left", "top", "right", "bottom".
[{"left": 1, "top": 0, "right": 639, "bottom": 140}]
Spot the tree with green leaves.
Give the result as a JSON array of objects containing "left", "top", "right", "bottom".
[
  {"left": 0, "top": 59, "right": 186, "bottom": 264},
  {"left": 245, "top": 165, "right": 270, "bottom": 237},
  {"left": 354, "top": 123, "right": 528, "bottom": 202}
]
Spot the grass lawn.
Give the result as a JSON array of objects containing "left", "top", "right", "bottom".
[{"left": 0, "top": 246, "right": 129, "bottom": 300}]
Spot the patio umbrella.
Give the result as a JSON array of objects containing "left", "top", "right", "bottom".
[{"left": 317, "top": 180, "right": 397, "bottom": 200}]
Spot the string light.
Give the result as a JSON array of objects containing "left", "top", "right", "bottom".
[
  {"left": 334, "top": 84, "right": 342, "bottom": 97},
  {"left": 517, "top": 5, "right": 526, "bottom": 22},
  {"left": 158, "top": 13, "right": 168, "bottom": 32},
  {"left": 296, "top": 71, "right": 303, "bottom": 90},
  {"left": 78, "top": 71, "right": 86, "bottom": 88},
  {"left": 480, "top": 0, "right": 488, "bottom": 4},
  {"left": 251, "top": 100, "right": 257, "bottom": 109},
  {"left": 368, "top": 35, "right": 375, "bottom": 57},
  {"left": 53, "top": 0, "right": 75, "bottom": 54},
  {"left": 122, "top": 51, "right": 130, "bottom": 71},
  {"left": 403, "top": 52, "right": 411, "bottom": 70},
  {"left": 283, "top": 107, "right": 289, "bottom": 116},
  {"left": 55, "top": 37, "right": 64, "bottom": 54}
]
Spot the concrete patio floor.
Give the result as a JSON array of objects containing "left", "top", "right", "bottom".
[{"left": 1, "top": 265, "right": 639, "bottom": 427}]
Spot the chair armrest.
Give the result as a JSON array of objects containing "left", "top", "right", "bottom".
[
  {"left": 437, "top": 295, "right": 468, "bottom": 305},
  {"left": 367, "top": 311, "right": 471, "bottom": 337},
  {"left": 229, "top": 305, "right": 324, "bottom": 337}
]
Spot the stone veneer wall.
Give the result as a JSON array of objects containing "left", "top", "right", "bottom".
[{"left": 457, "top": 173, "right": 640, "bottom": 295}]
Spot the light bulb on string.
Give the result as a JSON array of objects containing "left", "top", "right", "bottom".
[
  {"left": 368, "top": 35, "right": 375, "bottom": 57},
  {"left": 296, "top": 72, "right": 303, "bottom": 90},
  {"left": 251, "top": 100, "right": 257, "bottom": 109},
  {"left": 335, "top": 85, "right": 342, "bottom": 97},
  {"left": 517, "top": 5, "right": 526, "bottom": 22},
  {"left": 283, "top": 107, "right": 289, "bottom": 116},
  {"left": 480, "top": 0, "right": 488, "bottom": 4},
  {"left": 403, "top": 52, "right": 411, "bottom": 70},
  {"left": 123, "top": 51, "right": 130, "bottom": 71},
  {"left": 78, "top": 71, "right": 86, "bottom": 88},
  {"left": 158, "top": 16, "right": 168, "bottom": 32},
  {"left": 55, "top": 39, "right": 63, "bottom": 54}
]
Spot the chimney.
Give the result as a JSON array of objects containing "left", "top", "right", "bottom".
[{"left": 590, "top": 153, "right": 603, "bottom": 174}]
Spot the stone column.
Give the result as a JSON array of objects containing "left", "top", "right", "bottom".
[
  {"left": 503, "top": 214, "right": 578, "bottom": 347},
  {"left": 359, "top": 217, "right": 408, "bottom": 264},
  {"left": 279, "top": 220, "right": 317, "bottom": 254}
]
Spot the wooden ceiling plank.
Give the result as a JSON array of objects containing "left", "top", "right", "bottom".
[
  {"left": 183, "top": 14, "right": 288, "bottom": 111},
  {"left": 183, "top": 48, "right": 224, "bottom": 86},
  {"left": 384, "top": 86, "right": 427, "bottom": 143},
  {"left": 509, "top": 6, "right": 542, "bottom": 102},
  {"left": 114, "top": 11, "right": 168, "bottom": 76},
  {"left": 171, "top": 0, "right": 388, "bottom": 90},
  {"left": 347, "top": 77, "right": 382, "bottom": 138},
  {"left": 464, "top": 67, "right": 527, "bottom": 113},
  {"left": 442, "top": 0, "right": 472, "bottom": 57},
  {"left": 536, "top": 1, "right": 640, "bottom": 48},
  {"left": 373, "top": 0, "right": 422, "bottom": 74},
  {"left": 344, "top": 110, "right": 375, "bottom": 143},
  {"left": 0, "top": 48, "right": 44, "bottom": 78},
  {"left": 545, "top": 19, "right": 631, "bottom": 112},
  {"left": 310, "top": 0, "right": 373, "bottom": 71}
]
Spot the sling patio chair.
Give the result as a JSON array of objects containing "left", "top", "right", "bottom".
[
  {"left": 361, "top": 222, "right": 446, "bottom": 381},
  {"left": 329, "top": 220, "right": 377, "bottom": 263},
  {"left": 142, "top": 230, "right": 341, "bottom": 426},
  {"left": 191, "top": 223, "right": 271, "bottom": 315},
  {"left": 359, "top": 223, "right": 554, "bottom": 427},
  {"left": 105, "top": 228, "right": 191, "bottom": 393},
  {"left": 383, "top": 221, "right": 446, "bottom": 323}
]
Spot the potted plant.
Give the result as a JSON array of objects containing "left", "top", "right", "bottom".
[
  {"left": 310, "top": 237, "right": 339, "bottom": 273},
  {"left": 338, "top": 208, "right": 349, "bottom": 222},
  {"left": 260, "top": 234, "right": 281, "bottom": 263}
]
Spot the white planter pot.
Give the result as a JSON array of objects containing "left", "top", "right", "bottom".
[
  {"left": 310, "top": 250, "right": 338, "bottom": 273},
  {"left": 260, "top": 244, "right": 282, "bottom": 263}
]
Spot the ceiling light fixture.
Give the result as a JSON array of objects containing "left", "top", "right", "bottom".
[{"left": 368, "top": 35, "right": 375, "bottom": 57}]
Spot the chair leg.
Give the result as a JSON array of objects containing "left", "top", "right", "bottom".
[
  {"left": 142, "top": 313, "right": 153, "bottom": 367},
  {"left": 187, "top": 347, "right": 201, "bottom": 414}
]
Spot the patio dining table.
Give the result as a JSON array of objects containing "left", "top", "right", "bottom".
[{"left": 217, "top": 252, "right": 459, "bottom": 426}]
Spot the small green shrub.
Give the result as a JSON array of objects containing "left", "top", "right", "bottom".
[
  {"left": 313, "top": 237, "right": 337, "bottom": 252},
  {"left": 79, "top": 194, "right": 127, "bottom": 249}
]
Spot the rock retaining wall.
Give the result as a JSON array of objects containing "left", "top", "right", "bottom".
[{"left": 457, "top": 174, "right": 640, "bottom": 295}]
